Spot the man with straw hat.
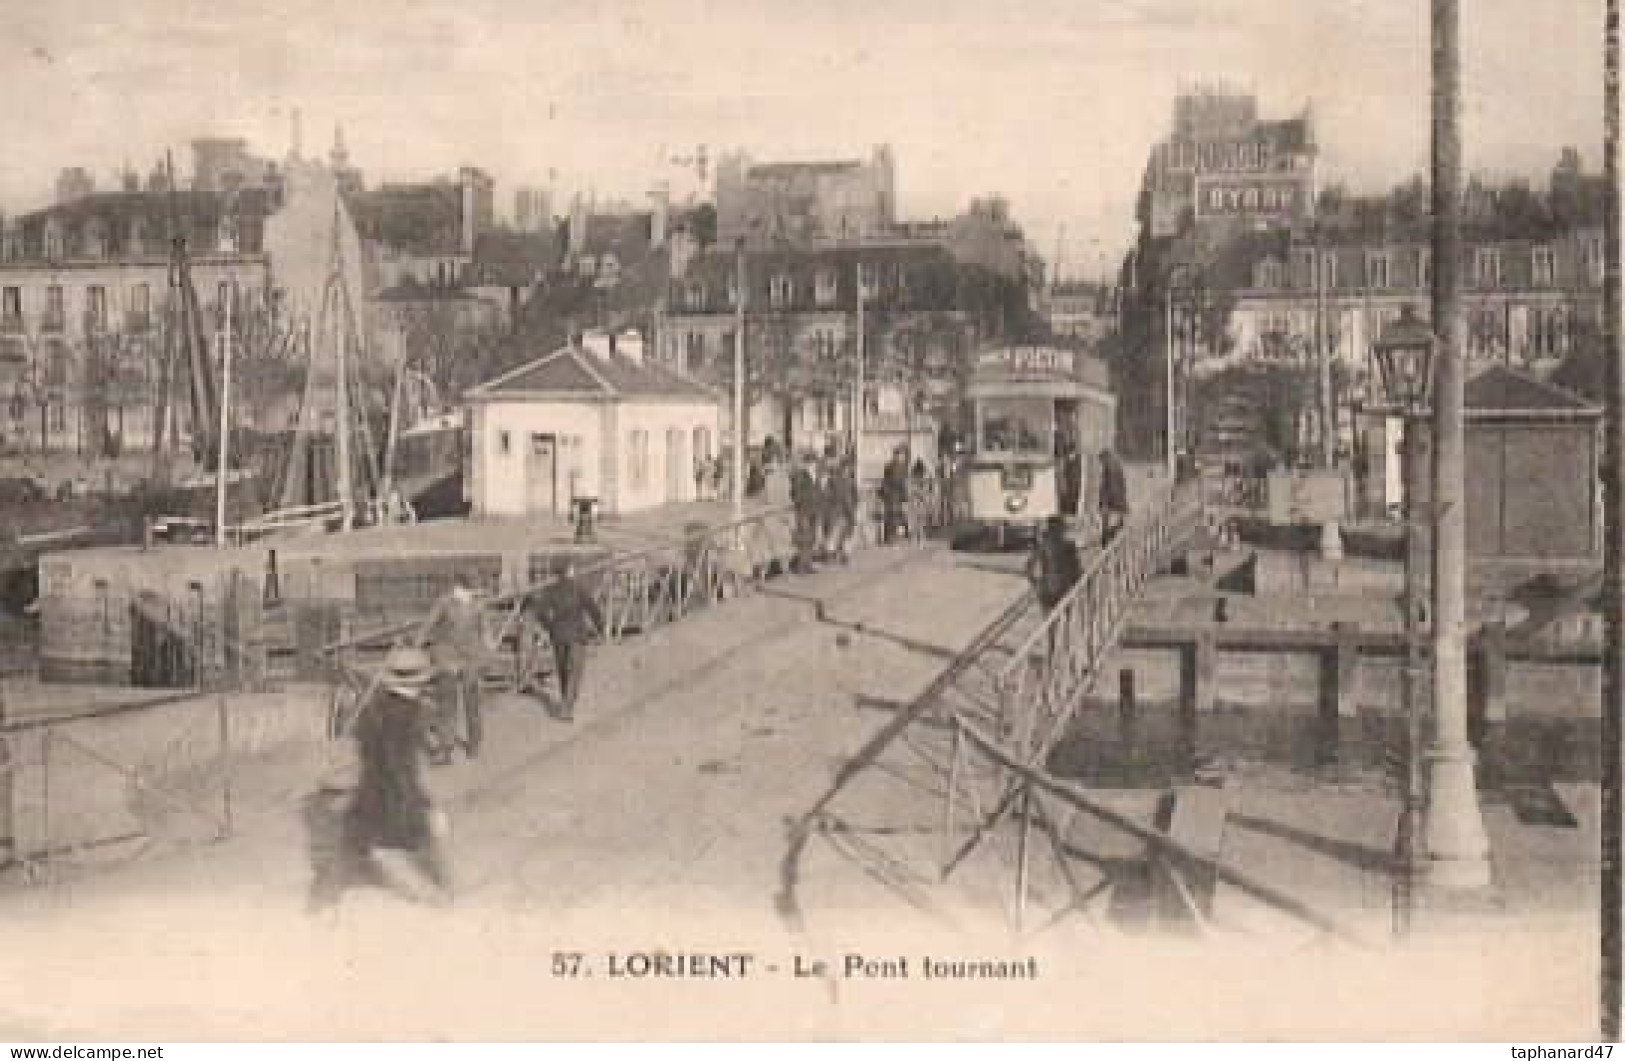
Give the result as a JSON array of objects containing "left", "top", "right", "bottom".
[{"left": 308, "top": 644, "right": 453, "bottom": 910}]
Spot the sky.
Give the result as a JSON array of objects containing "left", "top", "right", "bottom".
[{"left": 0, "top": 0, "right": 1608, "bottom": 279}]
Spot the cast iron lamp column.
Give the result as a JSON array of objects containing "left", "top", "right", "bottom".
[{"left": 1424, "top": 0, "right": 1492, "bottom": 891}]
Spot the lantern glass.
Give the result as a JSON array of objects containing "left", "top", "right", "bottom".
[{"left": 1372, "top": 304, "right": 1435, "bottom": 411}]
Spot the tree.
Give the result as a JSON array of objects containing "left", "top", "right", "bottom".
[{"left": 391, "top": 294, "right": 511, "bottom": 399}]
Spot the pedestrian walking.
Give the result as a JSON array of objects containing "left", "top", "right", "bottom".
[
  {"left": 418, "top": 573, "right": 487, "bottom": 762},
  {"left": 309, "top": 645, "right": 453, "bottom": 911},
  {"left": 1058, "top": 439, "right": 1083, "bottom": 517},
  {"left": 907, "top": 458, "right": 934, "bottom": 543},
  {"left": 879, "top": 447, "right": 910, "bottom": 544},
  {"left": 823, "top": 452, "right": 858, "bottom": 563},
  {"left": 1098, "top": 448, "right": 1130, "bottom": 546},
  {"left": 789, "top": 451, "right": 823, "bottom": 573},
  {"left": 521, "top": 562, "right": 605, "bottom": 722},
  {"left": 1025, "top": 515, "right": 1083, "bottom": 614},
  {"left": 695, "top": 454, "right": 711, "bottom": 501}
]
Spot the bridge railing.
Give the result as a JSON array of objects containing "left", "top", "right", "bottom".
[
  {"left": 783, "top": 479, "right": 1369, "bottom": 945},
  {"left": 993, "top": 481, "right": 1206, "bottom": 768},
  {"left": 319, "top": 504, "right": 804, "bottom": 735}
]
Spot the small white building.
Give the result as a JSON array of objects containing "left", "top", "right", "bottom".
[{"left": 465, "top": 330, "right": 721, "bottom": 518}]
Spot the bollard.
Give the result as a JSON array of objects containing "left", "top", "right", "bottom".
[{"left": 1118, "top": 668, "right": 1138, "bottom": 765}]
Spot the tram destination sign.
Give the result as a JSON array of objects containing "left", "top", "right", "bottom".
[{"left": 976, "top": 346, "right": 1076, "bottom": 377}]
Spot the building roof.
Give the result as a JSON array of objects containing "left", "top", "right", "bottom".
[
  {"left": 8, "top": 188, "right": 273, "bottom": 259},
  {"left": 578, "top": 212, "right": 653, "bottom": 261},
  {"left": 747, "top": 160, "right": 863, "bottom": 179},
  {"left": 473, "top": 229, "right": 560, "bottom": 286},
  {"left": 1465, "top": 364, "right": 1600, "bottom": 415},
  {"left": 349, "top": 181, "right": 464, "bottom": 256},
  {"left": 466, "top": 342, "right": 717, "bottom": 402},
  {"left": 374, "top": 279, "right": 481, "bottom": 303}
]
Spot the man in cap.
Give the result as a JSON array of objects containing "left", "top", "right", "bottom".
[
  {"left": 521, "top": 560, "right": 604, "bottom": 722},
  {"left": 309, "top": 645, "right": 452, "bottom": 910},
  {"left": 419, "top": 572, "right": 487, "bottom": 762}
]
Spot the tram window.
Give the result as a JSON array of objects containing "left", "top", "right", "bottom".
[{"left": 979, "top": 397, "right": 1052, "bottom": 455}]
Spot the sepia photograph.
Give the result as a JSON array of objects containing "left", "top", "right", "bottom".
[{"left": 0, "top": 0, "right": 1619, "bottom": 1043}]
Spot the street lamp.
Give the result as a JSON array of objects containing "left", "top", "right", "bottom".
[{"left": 1372, "top": 303, "right": 1435, "bottom": 937}]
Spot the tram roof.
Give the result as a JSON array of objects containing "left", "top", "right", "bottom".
[{"left": 965, "top": 345, "right": 1113, "bottom": 399}]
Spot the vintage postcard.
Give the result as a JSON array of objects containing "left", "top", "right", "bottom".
[{"left": 0, "top": 0, "right": 1616, "bottom": 1043}]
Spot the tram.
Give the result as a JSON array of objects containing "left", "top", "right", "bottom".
[{"left": 949, "top": 345, "right": 1116, "bottom": 546}]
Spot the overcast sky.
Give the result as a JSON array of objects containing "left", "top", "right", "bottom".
[{"left": 0, "top": 0, "right": 1607, "bottom": 278}]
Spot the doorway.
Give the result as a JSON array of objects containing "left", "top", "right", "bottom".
[{"left": 526, "top": 432, "right": 557, "bottom": 515}]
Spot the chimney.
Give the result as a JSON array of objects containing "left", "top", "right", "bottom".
[
  {"left": 581, "top": 329, "right": 613, "bottom": 360},
  {"left": 648, "top": 183, "right": 669, "bottom": 248},
  {"left": 568, "top": 194, "right": 589, "bottom": 260},
  {"left": 618, "top": 329, "right": 644, "bottom": 364}
]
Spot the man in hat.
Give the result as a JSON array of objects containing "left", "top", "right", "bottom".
[
  {"left": 309, "top": 645, "right": 452, "bottom": 910},
  {"left": 419, "top": 572, "right": 487, "bottom": 762},
  {"left": 521, "top": 561, "right": 604, "bottom": 722}
]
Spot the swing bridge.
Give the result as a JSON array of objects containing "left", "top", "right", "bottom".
[{"left": 7, "top": 479, "right": 1371, "bottom": 947}]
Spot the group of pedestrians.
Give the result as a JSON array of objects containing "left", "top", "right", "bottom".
[
  {"left": 311, "top": 564, "right": 605, "bottom": 912},
  {"left": 789, "top": 445, "right": 860, "bottom": 572}
]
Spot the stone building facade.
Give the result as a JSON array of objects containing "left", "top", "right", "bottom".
[{"left": 715, "top": 146, "right": 897, "bottom": 250}]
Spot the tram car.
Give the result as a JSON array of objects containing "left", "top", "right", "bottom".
[{"left": 949, "top": 345, "right": 1116, "bottom": 546}]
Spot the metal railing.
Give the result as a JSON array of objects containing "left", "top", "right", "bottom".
[
  {"left": 781, "top": 481, "right": 1366, "bottom": 945},
  {"left": 991, "top": 483, "right": 1205, "bottom": 769},
  {"left": 320, "top": 505, "right": 805, "bottom": 730}
]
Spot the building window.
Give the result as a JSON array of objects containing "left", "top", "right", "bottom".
[
  {"left": 724, "top": 273, "right": 739, "bottom": 308},
  {"left": 628, "top": 429, "right": 649, "bottom": 489},
  {"left": 814, "top": 269, "right": 838, "bottom": 307},
  {"left": 1474, "top": 247, "right": 1502, "bottom": 288},
  {"left": 857, "top": 262, "right": 879, "bottom": 302},
  {"left": 1, "top": 287, "right": 19, "bottom": 328},
  {"left": 1252, "top": 259, "right": 1283, "bottom": 289},
  {"left": 129, "top": 283, "right": 151, "bottom": 329},
  {"left": 1584, "top": 234, "right": 1604, "bottom": 286},
  {"left": 1530, "top": 306, "right": 1566, "bottom": 357},
  {"left": 1294, "top": 248, "right": 1316, "bottom": 289},
  {"left": 1533, "top": 246, "right": 1556, "bottom": 288},
  {"left": 769, "top": 274, "right": 794, "bottom": 310},
  {"left": 1366, "top": 252, "right": 1389, "bottom": 290},
  {"left": 684, "top": 330, "right": 706, "bottom": 373},
  {"left": 1321, "top": 253, "right": 1338, "bottom": 290},
  {"left": 1417, "top": 248, "right": 1432, "bottom": 289},
  {"left": 86, "top": 286, "right": 107, "bottom": 331},
  {"left": 43, "top": 286, "right": 64, "bottom": 332},
  {"left": 498, "top": 430, "right": 511, "bottom": 456},
  {"left": 43, "top": 221, "right": 63, "bottom": 261},
  {"left": 684, "top": 281, "right": 706, "bottom": 310}
]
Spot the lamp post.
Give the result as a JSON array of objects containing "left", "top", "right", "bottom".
[
  {"left": 1425, "top": 0, "right": 1492, "bottom": 892},
  {"left": 1372, "top": 303, "right": 1437, "bottom": 936}
]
